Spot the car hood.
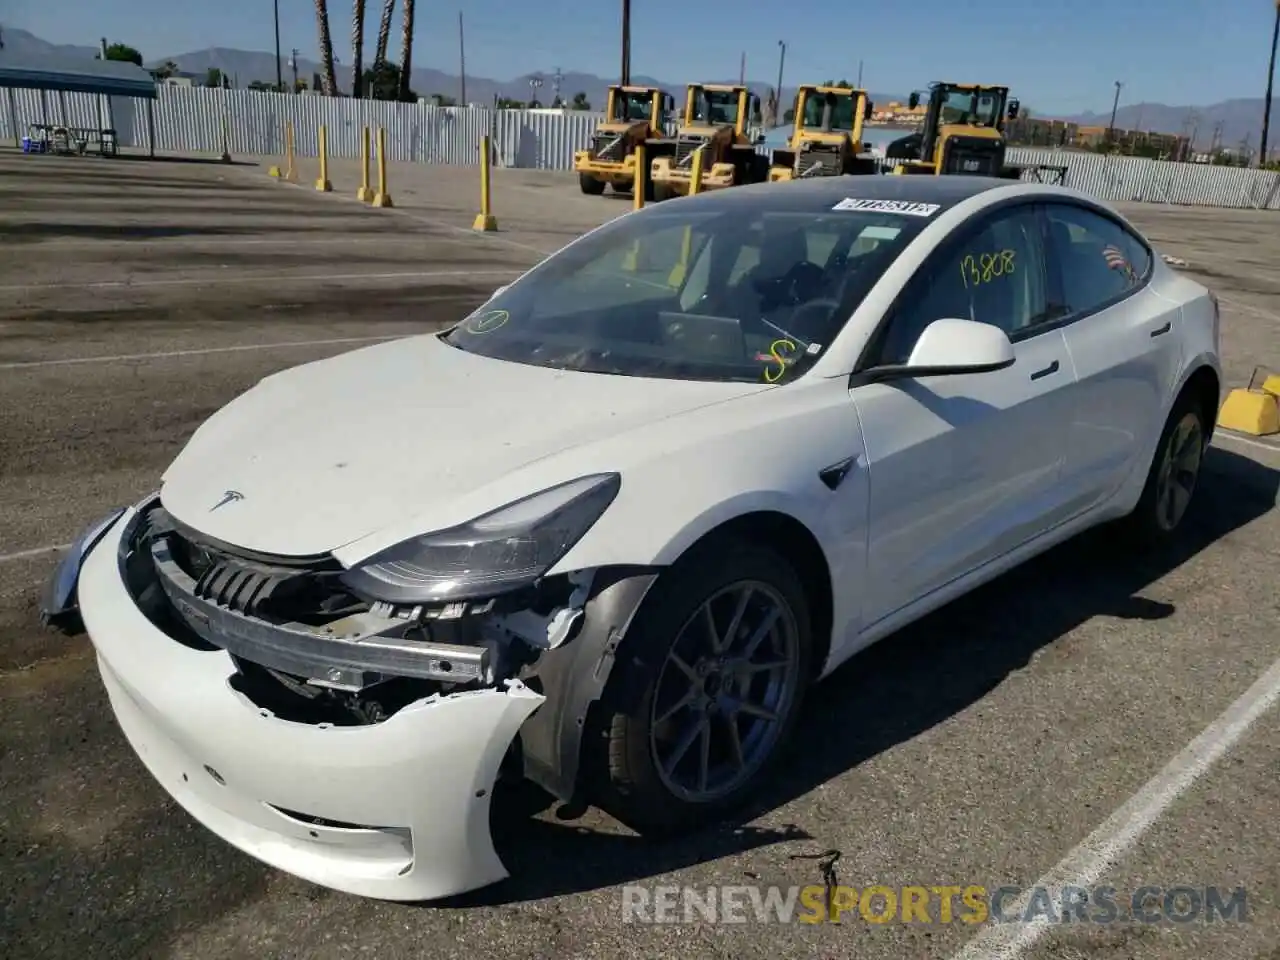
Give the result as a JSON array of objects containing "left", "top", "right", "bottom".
[{"left": 160, "top": 334, "right": 762, "bottom": 558}]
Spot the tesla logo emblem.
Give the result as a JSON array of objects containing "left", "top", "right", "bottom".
[{"left": 209, "top": 490, "right": 244, "bottom": 512}]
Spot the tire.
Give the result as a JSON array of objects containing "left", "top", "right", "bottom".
[
  {"left": 652, "top": 182, "right": 674, "bottom": 202},
  {"left": 578, "top": 173, "right": 606, "bottom": 195},
  {"left": 1122, "top": 391, "right": 1208, "bottom": 544},
  {"left": 587, "top": 538, "right": 814, "bottom": 835}
]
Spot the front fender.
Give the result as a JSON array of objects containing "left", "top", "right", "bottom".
[{"left": 519, "top": 569, "right": 659, "bottom": 802}]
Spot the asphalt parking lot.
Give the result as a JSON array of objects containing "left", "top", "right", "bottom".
[{"left": 1, "top": 149, "right": 1278, "bottom": 960}]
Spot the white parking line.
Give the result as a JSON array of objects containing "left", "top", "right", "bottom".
[
  {"left": 250, "top": 166, "right": 562, "bottom": 258},
  {"left": 0, "top": 542, "right": 70, "bottom": 564},
  {"left": 4, "top": 234, "right": 418, "bottom": 251},
  {"left": 1214, "top": 431, "right": 1280, "bottom": 455},
  {"left": 951, "top": 654, "right": 1280, "bottom": 960},
  {"left": 0, "top": 268, "right": 523, "bottom": 294},
  {"left": 0, "top": 333, "right": 418, "bottom": 370},
  {"left": 1219, "top": 295, "right": 1280, "bottom": 324}
]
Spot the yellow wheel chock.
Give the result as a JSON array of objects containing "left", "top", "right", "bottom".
[{"left": 1218, "top": 368, "right": 1280, "bottom": 437}]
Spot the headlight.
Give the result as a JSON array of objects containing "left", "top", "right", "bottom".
[{"left": 339, "top": 473, "right": 621, "bottom": 604}]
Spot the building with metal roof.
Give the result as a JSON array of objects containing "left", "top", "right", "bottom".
[
  {"left": 0, "top": 44, "right": 157, "bottom": 99},
  {"left": 0, "top": 37, "right": 157, "bottom": 153}
]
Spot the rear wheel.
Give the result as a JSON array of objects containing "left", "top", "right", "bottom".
[
  {"left": 578, "top": 173, "right": 606, "bottom": 195},
  {"left": 587, "top": 539, "right": 813, "bottom": 835},
  {"left": 652, "top": 182, "right": 675, "bottom": 202},
  {"left": 1123, "top": 393, "right": 1208, "bottom": 543}
]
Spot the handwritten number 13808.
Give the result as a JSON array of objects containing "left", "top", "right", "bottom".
[{"left": 960, "top": 249, "right": 1016, "bottom": 288}]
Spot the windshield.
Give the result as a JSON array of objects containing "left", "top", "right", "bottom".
[
  {"left": 441, "top": 203, "right": 928, "bottom": 384},
  {"left": 613, "top": 90, "right": 653, "bottom": 122},
  {"left": 692, "top": 89, "right": 741, "bottom": 126},
  {"left": 801, "top": 92, "right": 856, "bottom": 132},
  {"left": 938, "top": 87, "right": 1003, "bottom": 126}
]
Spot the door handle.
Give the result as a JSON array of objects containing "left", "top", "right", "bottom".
[
  {"left": 1030, "top": 359, "right": 1060, "bottom": 381},
  {"left": 1150, "top": 321, "right": 1172, "bottom": 337}
]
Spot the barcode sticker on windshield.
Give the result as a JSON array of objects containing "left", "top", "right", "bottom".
[{"left": 832, "top": 198, "right": 941, "bottom": 217}]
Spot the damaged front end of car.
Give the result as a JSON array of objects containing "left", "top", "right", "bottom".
[{"left": 98, "top": 474, "right": 658, "bottom": 806}]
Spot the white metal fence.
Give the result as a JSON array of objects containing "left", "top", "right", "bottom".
[{"left": 5, "top": 85, "right": 1280, "bottom": 210}]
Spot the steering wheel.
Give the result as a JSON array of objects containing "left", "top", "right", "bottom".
[
  {"left": 785, "top": 298, "right": 841, "bottom": 344},
  {"left": 779, "top": 260, "right": 826, "bottom": 306}
]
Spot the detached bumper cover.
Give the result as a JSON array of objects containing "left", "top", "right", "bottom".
[
  {"left": 39, "top": 505, "right": 127, "bottom": 626},
  {"left": 77, "top": 507, "right": 546, "bottom": 902}
]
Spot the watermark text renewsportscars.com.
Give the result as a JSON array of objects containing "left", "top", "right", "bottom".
[{"left": 621, "top": 884, "right": 1249, "bottom": 925}]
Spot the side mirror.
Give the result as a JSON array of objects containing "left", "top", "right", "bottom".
[
  {"left": 908, "top": 91, "right": 920, "bottom": 110},
  {"left": 1007, "top": 98, "right": 1020, "bottom": 119},
  {"left": 863, "top": 318, "right": 1015, "bottom": 382},
  {"left": 751, "top": 94, "right": 761, "bottom": 118},
  {"left": 864, "top": 100, "right": 874, "bottom": 120}
]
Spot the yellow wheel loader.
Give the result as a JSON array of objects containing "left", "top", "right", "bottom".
[
  {"left": 649, "top": 84, "right": 768, "bottom": 200},
  {"left": 573, "top": 86, "right": 677, "bottom": 198},
  {"left": 884, "top": 82, "right": 1022, "bottom": 177},
  {"left": 767, "top": 84, "right": 880, "bottom": 180}
]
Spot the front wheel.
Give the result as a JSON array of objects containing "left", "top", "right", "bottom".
[
  {"left": 579, "top": 173, "right": 606, "bottom": 195},
  {"left": 1124, "top": 394, "right": 1207, "bottom": 543},
  {"left": 587, "top": 539, "right": 813, "bottom": 835}
]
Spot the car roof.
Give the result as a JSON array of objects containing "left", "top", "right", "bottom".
[{"left": 662, "top": 174, "right": 1026, "bottom": 217}]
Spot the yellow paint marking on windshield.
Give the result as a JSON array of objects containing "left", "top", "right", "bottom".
[
  {"left": 464, "top": 309, "right": 509, "bottom": 334},
  {"left": 763, "top": 338, "right": 798, "bottom": 383},
  {"left": 960, "top": 249, "right": 1016, "bottom": 288}
]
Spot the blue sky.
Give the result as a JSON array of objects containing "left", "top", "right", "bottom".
[{"left": 5, "top": 0, "right": 1276, "bottom": 114}]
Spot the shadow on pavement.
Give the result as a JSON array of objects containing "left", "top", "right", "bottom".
[
  {"left": 0, "top": 664, "right": 275, "bottom": 960},
  {"left": 475, "top": 445, "right": 1278, "bottom": 904}
]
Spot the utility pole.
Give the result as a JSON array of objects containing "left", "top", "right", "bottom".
[
  {"left": 458, "top": 11, "right": 466, "bottom": 105},
  {"left": 739, "top": 51, "right": 745, "bottom": 85},
  {"left": 1261, "top": 0, "right": 1280, "bottom": 166},
  {"left": 273, "top": 0, "right": 283, "bottom": 92},
  {"left": 552, "top": 67, "right": 563, "bottom": 107},
  {"left": 1106, "top": 80, "right": 1122, "bottom": 149},
  {"left": 289, "top": 48, "right": 299, "bottom": 92},
  {"left": 620, "top": 0, "right": 631, "bottom": 85},
  {"left": 775, "top": 40, "right": 786, "bottom": 117},
  {"left": 856, "top": 60, "right": 863, "bottom": 88}
]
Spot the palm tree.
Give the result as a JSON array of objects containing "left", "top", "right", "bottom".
[
  {"left": 351, "top": 0, "right": 367, "bottom": 98},
  {"left": 314, "top": 0, "right": 339, "bottom": 95},
  {"left": 398, "top": 0, "right": 415, "bottom": 101},
  {"left": 374, "top": 0, "right": 395, "bottom": 69},
  {"left": 1261, "top": 0, "right": 1280, "bottom": 165}
]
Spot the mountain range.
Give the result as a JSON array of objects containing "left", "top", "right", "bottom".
[{"left": 3, "top": 26, "right": 1277, "bottom": 148}]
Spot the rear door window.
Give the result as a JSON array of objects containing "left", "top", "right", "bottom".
[{"left": 1043, "top": 204, "right": 1151, "bottom": 317}]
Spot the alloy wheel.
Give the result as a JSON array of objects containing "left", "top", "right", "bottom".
[
  {"left": 1154, "top": 411, "right": 1204, "bottom": 532},
  {"left": 649, "top": 580, "right": 802, "bottom": 803}
]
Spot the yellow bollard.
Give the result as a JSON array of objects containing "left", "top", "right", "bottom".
[
  {"left": 667, "top": 225, "right": 692, "bottom": 287},
  {"left": 269, "top": 120, "right": 296, "bottom": 179},
  {"left": 472, "top": 134, "right": 498, "bottom": 231},
  {"left": 315, "top": 125, "right": 332, "bottom": 192},
  {"left": 357, "top": 126, "right": 374, "bottom": 202},
  {"left": 632, "top": 142, "right": 647, "bottom": 212},
  {"left": 371, "top": 127, "right": 394, "bottom": 207},
  {"left": 689, "top": 146, "right": 704, "bottom": 196},
  {"left": 220, "top": 114, "right": 231, "bottom": 163}
]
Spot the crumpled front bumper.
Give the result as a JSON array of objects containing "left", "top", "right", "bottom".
[{"left": 76, "top": 505, "right": 546, "bottom": 902}]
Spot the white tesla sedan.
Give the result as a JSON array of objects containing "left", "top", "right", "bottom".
[{"left": 45, "top": 175, "right": 1221, "bottom": 902}]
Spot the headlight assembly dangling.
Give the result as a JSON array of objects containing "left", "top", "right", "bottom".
[{"left": 339, "top": 473, "right": 621, "bottom": 605}]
